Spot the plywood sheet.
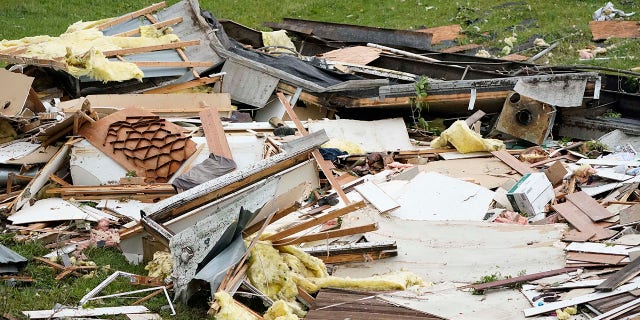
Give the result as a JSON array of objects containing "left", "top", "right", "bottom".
[
  {"left": 620, "top": 204, "right": 640, "bottom": 225},
  {"left": 0, "top": 69, "right": 33, "bottom": 116},
  {"left": 566, "top": 191, "right": 616, "bottom": 221},
  {"left": 78, "top": 107, "right": 196, "bottom": 182},
  {"left": 590, "top": 20, "right": 640, "bottom": 41},
  {"left": 320, "top": 46, "right": 382, "bottom": 65},
  {"left": 422, "top": 157, "right": 519, "bottom": 189}
]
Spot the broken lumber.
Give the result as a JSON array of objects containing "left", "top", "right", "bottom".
[
  {"left": 491, "top": 150, "right": 535, "bottom": 175},
  {"left": 277, "top": 92, "right": 350, "bottom": 205},
  {"left": 596, "top": 256, "right": 640, "bottom": 292},
  {"left": 464, "top": 267, "right": 579, "bottom": 291},
  {"left": 272, "top": 223, "right": 378, "bottom": 246},
  {"left": 264, "top": 201, "right": 365, "bottom": 242}
]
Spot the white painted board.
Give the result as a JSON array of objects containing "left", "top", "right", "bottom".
[
  {"left": 354, "top": 181, "right": 400, "bottom": 213},
  {"left": 307, "top": 118, "right": 415, "bottom": 152},
  {"left": 24, "top": 306, "right": 149, "bottom": 319},
  {"left": 9, "top": 198, "right": 99, "bottom": 224}
]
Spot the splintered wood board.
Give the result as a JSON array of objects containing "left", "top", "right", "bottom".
[
  {"left": 566, "top": 191, "right": 616, "bottom": 221},
  {"left": 78, "top": 107, "right": 196, "bottom": 179},
  {"left": 552, "top": 202, "right": 615, "bottom": 241},
  {"left": 590, "top": 20, "right": 640, "bottom": 41}
]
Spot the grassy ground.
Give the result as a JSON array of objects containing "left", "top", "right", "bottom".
[
  {"left": 1, "top": 1, "right": 640, "bottom": 69},
  {"left": 0, "top": 234, "right": 206, "bottom": 319}
]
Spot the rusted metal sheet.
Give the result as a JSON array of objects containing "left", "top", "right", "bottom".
[{"left": 265, "top": 18, "right": 432, "bottom": 50}]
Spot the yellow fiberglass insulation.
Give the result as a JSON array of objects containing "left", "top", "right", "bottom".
[
  {"left": 247, "top": 240, "right": 425, "bottom": 305},
  {"left": 431, "top": 120, "right": 505, "bottom": 153},
  {"left": 321, "top": 139, "right": 364, "bottom": 155},
  {"left": 264, "top": 300, "right": 299, "bottom": 320},
  {"left": 67, "top": 48, "right": 143, "bottom": 82},
  {"left": 213, "top": 291, "right": 259, "bottom": 320},
  {"left": 0, "top": 17, "right": 181, "bottom": 82},
  {"left": 144, "top": 251, "right": 173, "bottom": 279}
]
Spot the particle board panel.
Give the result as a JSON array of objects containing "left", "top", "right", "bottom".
[
  {"left": 320, "top": 46, "right": 382, "bottom": 65},
  {"left": 78, "top": 107, "right": 196, "bottom": 182},
  {"left": 417, "top": 24, "right": 462, "bottom": 44},
  {"left": 552, "top": 202, "right": 616, "bottom": 241},
  {"left": 566, "top": 191, "right": 616, "bottom": 221},
  {"left": 590, "top": 20, "right": 640, "bottom": 41}
]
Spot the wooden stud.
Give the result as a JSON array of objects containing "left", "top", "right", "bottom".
[
  {"left": 112, "top": 17, "right": 183, "bottom": 37},
  {"left": 96, "top": 2, "right": 167, "bottom": 31},
  {"left": 272, "top": 223, "right": 378, "bottom": 246},
  {"left": 102, "top": 40, "right": 198, "bottom": 57},
  {"left": 264, "top": 201, "right": 365, "bottom": 242}
]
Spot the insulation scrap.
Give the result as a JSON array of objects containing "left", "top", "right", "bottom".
[
  {"left": 573, "top": 164, "right": 597, "bottom": 184},
  {"left": 67, "top": 48, "right": 143, "bottom": 82},
  {"left": 309, "top": 271, "right": 424, "bottom": 291},
  {"left": 321, "top": 139, "right": 364, "bottom": 155},
  {"left": 247, "top": 240, "right": 424, "bottom": 313},
  {"left": 213, "top": 291, "right": 259, "bottom": 320},
  {"left": 145, "top": 251, "right": 173, "bottom": 279},
  {"left": 261, "top": 30, "right": 297, "bottom": 55},
  {"left": 264, "top": 301, "right": 299, "bottom": 320},
  {"left": 431, "top": 120, "right": 505, "bottom": 153},
  {"left": 0, "top": 18, "right": 180, "bottom": 82}
]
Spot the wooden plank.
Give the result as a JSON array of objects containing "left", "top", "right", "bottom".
[
  {"left": 112, "top": 17, "right": 183, "bottom": 37},
  {"left": 597, "top": 257, "right": 640, "bottom": 292},
  {"left": 590, "top": 20, "right": 640, "bottom": 41},
  {"left": 199, "top": 106, "right": 233, "bottom": 159},
  {"left": 464, "top": 267, "right": 578, "bottom": 291},
  {"left": 142, "top": 76, "right": 223, "bottom": 94},
  {"left": 49, "top": 174, "right": 71, "bottom": 187},
  {"left": 96, "top": 2, "right": 166, "bottom": 30},
  {"left": 24, "top": 306, "right": 149, "bottom": 319},
  {"left": 524, "top": 281, "right": 640, "bottom": 317},
  {"left": 317, "top": 250, "right": 397, "bottom": 264},
  {"left": 464, "top": 110, "right": 486, "bottom": 127},
  {"left": 552, "top": 202, "right": 615, "bottom": 241},
  {"left": 354, "top": 181, "right": 399, "bottom": 213},
  {"left": 263, "top": 201, "right": 365, "bottom": 242},
  {"left": 102, "top": 39, "right": 198, "bottom": 57},
  {"left": 567, "top": 252, "right": 626, "bottom": 265},
  {"left": 562, "top": 229, "right": 596, "bottom": 242},
  {"left": 61, "top": 93, "right": 233, "bottom": 115},
  {"left": 491, "top": 150, "right": 535, "bottom": 175},
  {"left": 566, "top": 191, "right": 616, "bottom": 221},
  {"left": 277, "top": 92, "right": 350, "bottom": 204},
  {"left": 620, "top": 204, "right": 640, "bottom": 225},
  {"left": 272, "top": 223, "right": 378, "bottom": 246}
]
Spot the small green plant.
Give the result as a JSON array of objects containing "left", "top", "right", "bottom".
[
  {"left": 410, "top": 76, "right": 432, "bottom": 134},
  {"left": 559, "top": 136, "right": 572, "bottom": 146},
  {"left": 471, "top": 272, "right": 500, "bottom": 295},
  {"left": 602, "top": 110, "right": 622, "bottom": 118},
  {"left": 125, "top": 170, "right": 137, "bottom": 178}
]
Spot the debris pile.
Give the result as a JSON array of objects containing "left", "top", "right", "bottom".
[{"left": 2, "top": 0, "right": 640, "bottom": 319}]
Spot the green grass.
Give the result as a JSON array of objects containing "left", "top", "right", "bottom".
[
  {"left": 0, "top": 235, "right": 207, "bottom": 319},
  {"left": 1, "top": 1, "right": 640, "bottom": 69}
]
